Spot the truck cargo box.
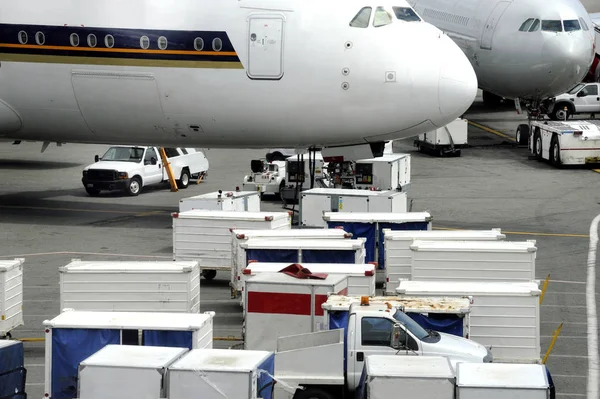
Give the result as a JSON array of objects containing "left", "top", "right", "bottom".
[
  {"left": 78, "top": 345, "right": 189, "bottom": 399},
  {"left": 0, "top": 258, "right": 24, "bottom": 337},
  {"left": 59, "top": 259, "right": 200, "bottom": 313},
  {"left": 43, "top": 309, "right": 214, "bottom": 399},
  {"left": 456, "top": 363, "right": 550, "bottom": 399},
  {"left": 397, "top": 280, "right": 541, "bottom": 362},
  {"left": 244, "top": 272, "right": 349, "bottom": 351},
  {"left": 172, "top": 210, "right": 291, "bottom": 278},
  {"left": 0, "top": 340, "right": 25, "bottom": 399},
  {"left": 230, "top": 228, "right": 353, "bottom": 297},
  {"left": 323, "top": 212, "right": 432, "bottom": 274},
  {"left": 357, "top": 355, "right": 455, "bottom": 399},
  {"left": 300, "top": 188, "right": 408, "bottom": 228},
  {"left": 382, "top": 229, "right": 506, "bottom": 294},
  {"left": 240, "top": 262, "right": 376, "bottom": 306},
  {"left": 409, "top": 240, "right": 537, "bottom": 284},
  {"left": 167, "top": 348, "right": 275, "bottom": 399},
  {"left": 179, "top": 190, "right": 261, "bottom": 212},
  {"left": 241, "top": 237, "right": 367, "bottom": 267}
]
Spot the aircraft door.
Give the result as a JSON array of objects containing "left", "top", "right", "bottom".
[
  {"left": 247, "top": 15, "right": 285, "bottom": 80},
  {"left": 480, "top": 1, "right": 510, "bottom": 50}
]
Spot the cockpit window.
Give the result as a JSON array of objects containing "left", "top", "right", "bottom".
[
  {"left": 350, "top": 7, "right": 372, "bottom": 28},
  {"left": 541, "top": 20, "right": 563, "bottom": 32},
  {"left": 519, "top": 18, "right": 534, "bottom": 31},
  {"left": 563, "top": 19, "right": 581, "bottom": 31},
  {"left": 392, "top": 7, "right": 421, "bottom": 22},
  {"left": 579, "top": 17, "right": 589, "bottom": 31},
  {"left": 529, "top": 19, "right": 540, "bottom": 32},
  {"left": 373, "top": 6, "right": 393, "bottom": 27}
]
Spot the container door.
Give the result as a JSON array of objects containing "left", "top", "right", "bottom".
[
  {"left": 247, "top": 15, "right": 285, "bottom": 80},
  {"left": 301, "top": 194, "right": 331, "bottom": 227},
  {"left": 480, "top": 1, "right": 510, "bottom": 50}
]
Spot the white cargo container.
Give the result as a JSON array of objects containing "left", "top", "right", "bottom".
[
  {"left": 78, "top": 344, "right": 189, "bottom": 399},
  {"left": 172, "top": 210, "right": 291, "bottom": 280},
  {"left": 43, "top": 310, "right": 214, "bottom": 399},
  {"left": 0, "top": 258, "right": 24, "bottom": 337},
  {"left": 383, "top": 229, "right": 506, "bottom": 294},
  {"left": 456, "top": 363, "right": 550, "bottom": 399},
  {"left": 240, "top": 238, "right": 367, "bottom": 268},
  {"left": 414, "top": 118, "right": 468, "bottom": 156},
  {"left": 396, "top": 280, "right": 541, "bottom": 362},
  {"left": 353, "top": 153, "right": 411, "bottom": 191},
  {"left": 58, "top": 259, "right": 200, "bottom": 313},
  {"left": 244, "top": 272, "right": 349, "bottom": 351},
  {"left": 359, "top": 355, "right": 454, "bottom": 399},
  {"left": 300, "top": 188, "right": 408, "bottom": 228},
  {"left": 239, "top": 262, "right": 376, "bottom": 307},
  {"left": 179, "top": 190, "right": 261, "bottom": 212},
  {"left": 230, "top": 228, "right": 353, "bottom": 298},
  {"left": 167, "top": 348, "right": 275, "bottom": 399},
  {"left": 409, "top": 240, "right": 537, "bottom": 283}
]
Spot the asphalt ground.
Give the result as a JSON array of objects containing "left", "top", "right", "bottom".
[{"left": 0, "top": 92, "right": 599, "bottom": 397}]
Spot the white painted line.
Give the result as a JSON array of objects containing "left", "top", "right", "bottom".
[
  {"left": 542, "top": 304, "right": 587, "bottom": 308},
  {"left": 541, "top": 335, "right": 586, "bottom": 338},
  {"left": 552, "top": 374, "right": 587, "bottom": 378},
  {"left": 549, "top": 354, "right": 589, "bottom": 359},
  {"left": 24, "top": 363, "right": 44, "bottom": 367},
  {"left": 557, "top": 394, "right": 586, "bottom": 397},
  {"left": 25, "top": 383, "right": 45, "bottom": 386},
  {"left": 587, "top": 214, "right": 600, "bottom": 399},
  {"left": 550, "top": 280, "right": 587, "bottom": 284},
  {"left": 542, "top": 321, "right": 588, "bottom": 325},
  {"left": 0, "top": 251, "right": 171, "bottom": 259}
]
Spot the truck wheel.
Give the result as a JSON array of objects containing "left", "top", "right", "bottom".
[
  {"left": 277, "top": 181, "right": 285, "bottom": 200},
  {"left": 177, "top": 169, "right": 190, "bottom": 189},
  {"left": 202, "top": 269, "right": 217, "bottom": 280},
  {"left": 516, "top": 124, "right": 529, "bottom": 145},
  {"left": 549, "top": 135, "right": 561, "bottom": 167},
  {"left": 551, "top": 105, "right": 571, "bottom": 121},
  {"left": 85, "top": 187, "right": 100, "bottom": 196},
  {"left": 533, "top": 131, "right": 543, "bottom": 161},
  {"left": 294, "top": 388, "right": 334, "bottom": 399},
  {"left": 126, "top": 177, "right": 142, "bottom": 196}
]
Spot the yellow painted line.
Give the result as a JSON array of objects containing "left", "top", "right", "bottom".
[
  {"left": 18, "top": 337, "right": 45, "bottom": 342},
  {"left": 593, "top": 169, "right": 600, "bottom": 173},
  {"left": 468, "top": 120, "right": 516, "bottom": 142},
  {"left": 433, "top": 226, "right": 589, "bottom": 238}
]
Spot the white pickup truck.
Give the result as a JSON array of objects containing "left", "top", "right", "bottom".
[
  {"left": 546, "top": 82, "right": 600, "bottom": 120},
  {"left": 82, "top": 146, "right": 209, "bottom": 196}
]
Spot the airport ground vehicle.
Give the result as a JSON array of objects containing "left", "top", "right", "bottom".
[
  {"left": 525, "top": 119, "right": 600, "bottom": 166},
  {"left": 413, "top": 118, "right": 468, "bottom": 157},
  {"left": 82, "top": 146, "right": 209, "bottom": 196},
  {"left": 280, "top": 152, "right": 330, "bottom": 205},
  {"left": 545, "top": 82, "right": 600, "bottom": 120},
  {"left": 242, "top": 159, "right": 287, "bottom": 198}
]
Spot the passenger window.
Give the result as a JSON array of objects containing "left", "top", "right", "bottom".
[
  {"left": 563, "top": 19, "right": 581, "bottom": 32},
  {"left": 373, "top": 6, "right": 393, "bottom": 27},
  {"left": 163, "top": 148, "right": 180, "bottom": 158},
  {"left": 361, "top": 317, "right": 395, "bottom": 346},
  {"left": 583, "top": 85, "right": 598, "bottom": 96},
  {"left": 392, "top": 7, "right": 421, "bottom": 22},
  {"left": 350, "top": 7, "right": 372, "bottom": 28},
  {"left": 529, "top": 19, "right": 540, "bottom": 32},
  {"left": 180, "top": 148, "right": 188, "bottom": 155},
  {"left": 542, "top": 20, "right": 563, "bottom": 32},
  {"left": 519, "top": 18, "right": 534, "bottom": 31},
  {"left": 144, "top": 148, "right": 157, "bottom": 165}
]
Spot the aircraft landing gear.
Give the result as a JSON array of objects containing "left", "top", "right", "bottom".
[{"left": 514, "top": 98, "right": 547, "bottom": 147}]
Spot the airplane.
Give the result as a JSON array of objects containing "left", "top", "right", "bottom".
[
  {"left": 0, "top": 0, "right": 477, "bottom": 160},
  {"left": 586, "top": 13, "right": 599, "bottom": 82},
  {"left": 407, "top": 0, "right": 596, "bottom": 111}
]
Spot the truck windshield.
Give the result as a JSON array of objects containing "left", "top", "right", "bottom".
[
  {"left": 567, "top": 83, "right": 585, "bottom": 94},
  {"left": 101, "top": 147, "right": 145, "bottom": 162},
  {"left": 393, "top": 310, "right": 430, "bottom": 340}
]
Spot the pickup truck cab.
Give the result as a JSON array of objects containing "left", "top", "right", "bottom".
[
  {"left": 82, "top": 146, "right": 209, "bottom": 196},
  {"left": 546, "top": 82, "right": 600, "bottom": 120}
]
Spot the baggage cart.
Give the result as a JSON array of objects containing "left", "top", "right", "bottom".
[
  {"left": 0, "top": 258, "right": 24, "bottom": 338},
  {"left": 179, "top": 190, "right": 261, "bottom": 212}
]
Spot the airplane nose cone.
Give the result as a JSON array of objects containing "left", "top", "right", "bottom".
[
  {"left": 436, "top": 35, "right": 478, "bottom": 126},
  {"left": 542, "top": 34, "right": 595, "bottom": 96}
]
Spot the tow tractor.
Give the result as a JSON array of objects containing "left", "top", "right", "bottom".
[{"left": 241, "top": 158, "right": 286, "bottom": 199}]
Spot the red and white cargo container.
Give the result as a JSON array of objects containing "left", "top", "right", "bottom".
[{"left": 243, "top": 271, "right": 349, "bottom": 352}]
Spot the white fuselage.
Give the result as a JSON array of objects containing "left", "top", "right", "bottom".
[
  {"left": 0, "top": 0, "right": 477, "bottom": 148},
  {"left": 409, "top": 0, "right": 596, "bottom": 100}
]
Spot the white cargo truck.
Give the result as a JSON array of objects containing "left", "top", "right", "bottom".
[
  {"left": 414, "top": 118, "right": 468, "bottom": 157},
  {"left": 240, "top": 262, "right": 376, "bottom": 305},
  {"left": 356, "top": 355, "right": 455, "bottom": 399},
  {"left": 77, "top": 345, "right": 189, "bottom": 399},
  {"left": 167, "top": 348, "right": 276, "bottom": 399},
  {"left": 527, "top": 119, "right": 600, "bottom": 166},
  {"left": 58, "top": 259, "right": 200, "bottom": 313},
  {"left": 409, "top": 239, "right": 537, "bottom": 283},
  {"left": 545, "top": 81, "right": 600, "bottom": 120},
  {"left": 230, "top": 228, "right": 353, "bottom": 298},
  {"left": 397, "top": 280, "right": 541, "bottom": 363},
  {"left": 43, "top": 309, "right": 214, "bottom": 399},
  {"left": 382, "top": 229, "right": 506, "bottom": 294},
  {"left": 172, "top": 210, "right": 291, "bottom": 280},
  {"left": 456, "top": 362, "right": 551, "bottom": 399},
  {"left": 0, "top": 258, "right": 24, "bottom": 338},
  {"left": 179, "top": 189, "right": 261, "bottom": 212},
  {"left": 353, "top": 153, "right": 411, "bottom": 191},
  {"left": 300, "top": 188, "right": 408, "bottom": 228}
]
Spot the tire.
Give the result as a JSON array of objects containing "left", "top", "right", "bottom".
[
  {"left": 177, "top": 168, "right": 190, "bottom": 189},
  {"left": 550, "top": 104, "right": 571, "bottom": 121},
  {"left": 85, "top": 187, "right": 100, "bottom": 196},
  {"left": 549, "top": 135, "right": 561, "bottom": 167},
  {"left": 533, "top": 130, "right": 543, "bottom": 161},
  {"left": 202, "top": 269, "right": 217, "bottom": 280},
  {"left": 276, "top": 181, "right": 285, "bottom": 200},
  {"left": 516, "top": 124, "right": 529, "bottom": 145},
  {"left": 294, "top": 388, "right": 335, "bottom": 399},
  {"left": 126, "top": 177, "right": 142, "bottom": 196}
]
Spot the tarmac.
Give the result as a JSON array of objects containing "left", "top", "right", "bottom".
[{"left": 1, "top": 91, "right": 599, "bottom": 398}]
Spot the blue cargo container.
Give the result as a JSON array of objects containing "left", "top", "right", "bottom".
[{"left": 0, "top": 340, "right": 26, "bottom": 399}]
